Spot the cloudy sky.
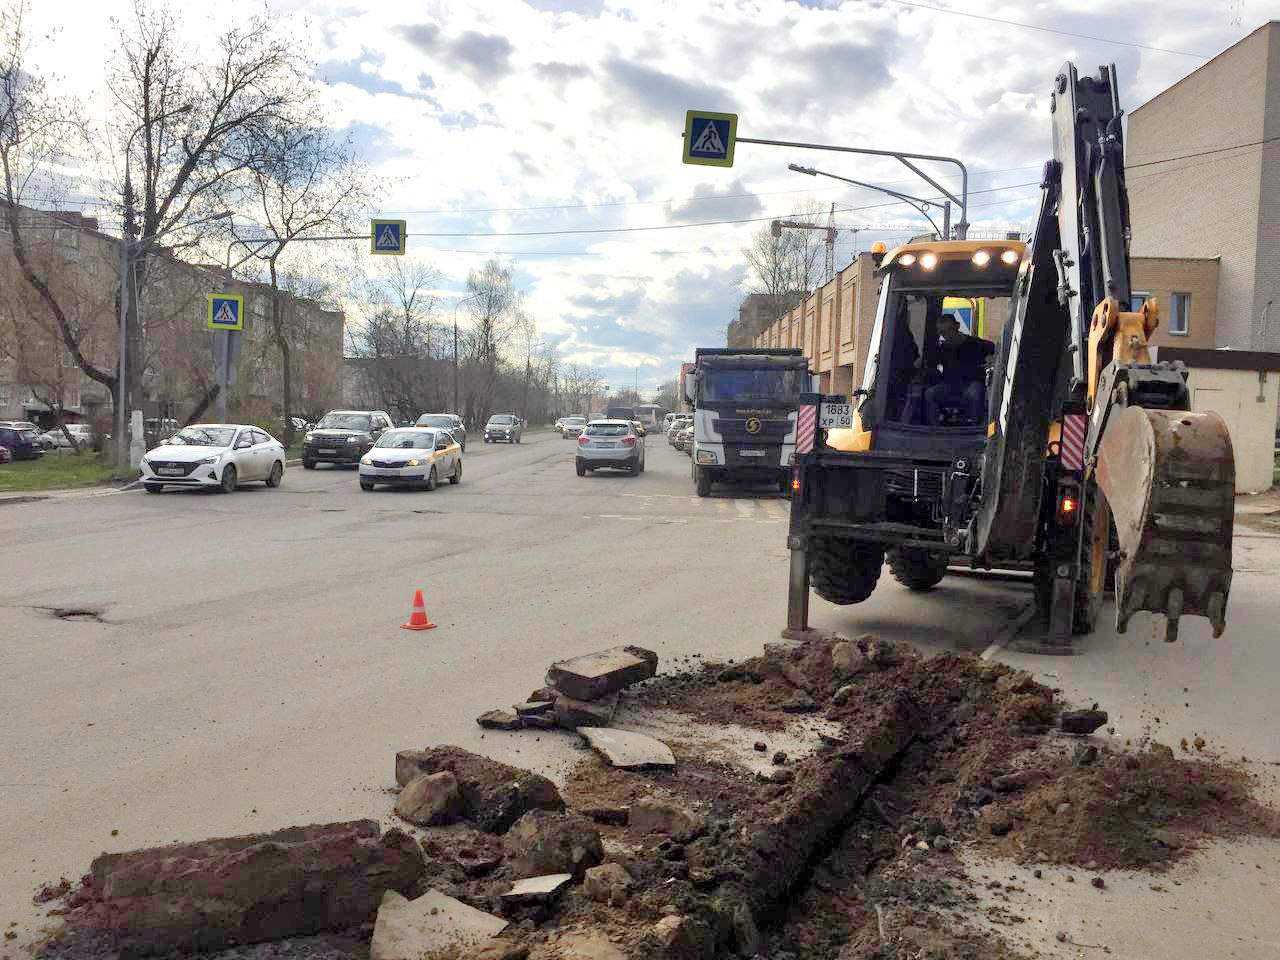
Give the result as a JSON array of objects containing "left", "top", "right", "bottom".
[{"left": 34, "top": 0, "right": 1261, "bottom": 394}]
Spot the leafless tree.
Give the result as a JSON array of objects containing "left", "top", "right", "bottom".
[
  {"left": 559, "top": 361, "right": 603, "bottom": 418},
  {"left": 234, "top": 121, "right": 372, "bottom": 441},
  {"left": 461, "top": 258, "right": 521, "bottom": 426},
  {"left": 741, "top": 197, "right": 827, "bottom": 321}
]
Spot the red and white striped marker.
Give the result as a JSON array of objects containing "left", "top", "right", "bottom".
[
  {"left": 796, "top": 403, "right": 817, "bottom": 455},
  {"left": 1060, "top": 413, "right": 1087, "bottom": 471}
]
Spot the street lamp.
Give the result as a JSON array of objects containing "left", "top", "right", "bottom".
[
  {"left": 788, "top": 162, "right": 948, "bottom": 240},
  {"left": 452, "top": 292, "right": 480, "bottom": 415},
  {"left": 116, "top": 103, "right": 193, "bottom": 468}
]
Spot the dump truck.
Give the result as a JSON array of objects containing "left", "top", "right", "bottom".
[
  {"left": 784, "top": 62, "right": 1235, "bottom": 647},
  {"left": 684, "top": 347, "right": 812, "bottom": 497}
]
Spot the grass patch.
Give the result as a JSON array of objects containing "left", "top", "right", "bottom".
[{"left": 0, "top": 452, "right": 130, "bottom": 493}]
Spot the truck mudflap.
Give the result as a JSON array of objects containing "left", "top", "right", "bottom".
[{"left": 1094, "top": 406, "right": 1234, "bottom": 642}]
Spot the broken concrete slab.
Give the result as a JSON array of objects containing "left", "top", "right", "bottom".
[
  {"left": 578, "top": 726, "right": 675, "bottom": 770},
  {"left": 395, "top": 771, "right": 465, "bottom": 827},
  {"left": 584, "top": 862, "right": 632, "bottom": 906},
  {"left": 554, "top": 691, "right": 618, "bottom": 730},
  {"left": 77, "top": 821, "right": 424, "bottom": 955},
  {"left": 514, "top": 700, "right": 555, "bottom": 717},
  {"left": 499, "top": 873, "right": 573, "bottom": 907},
  {"left": 546, "top": 645, "right": 657, "bottom": 701},
  {"left": 1061, "top": 708, "right": 1109, "bottom": 735},
  {"left": 503, "top": 810, "right": 604, "bottom": 880},
  {"left": 478, "top": 709, "right": 522, "bottom": 731},
  {"left": 370, "top": 889, "right": 507, "bottom": 960},
  {"left": 395, "top": 746, "right": 563, "bottom": 833},
  {"left": 628, "top": 797, "right": 703, "bottom": 841}
]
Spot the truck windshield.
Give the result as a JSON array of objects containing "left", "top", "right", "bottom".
[{"left": 703, "top": 368, "right": 801, "bottom": 403}]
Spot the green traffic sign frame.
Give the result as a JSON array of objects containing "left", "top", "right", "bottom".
[
  {"left": 370, "top": 218, "right": 407, "bottom": 256},
  {"left": 206, "top": 292, "right": 245, "bottom": 331},
  {"left": 683, "top": 110, "right": 737, "bottom": 167}
]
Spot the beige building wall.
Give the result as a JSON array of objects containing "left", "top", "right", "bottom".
[
  {"left": 1130, "top": 257, "right": 1220, "bottom": 350},
  {"left": 1182, "top": 365, "right": 1278, "bottom": 493},
  {"left": 1127, "top": 22, "right": 1279, "bottom": 351}
]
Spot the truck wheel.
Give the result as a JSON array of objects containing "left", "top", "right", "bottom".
[
  {"left": 695, "top": 465, "right": 712, "bottom": 497},
  {"left": 1073, "top": 485, "right": 1111, "bottom": 634},
  {"left": 887, "top": 547, "right": 950, "bottom": 591},
  {"left": 809, "top": 537, "right": 883, "bottom": 604}
]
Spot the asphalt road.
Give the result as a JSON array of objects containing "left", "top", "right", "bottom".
[{"left": 2, "top": 430, "right": 1278, "bottom": 956}]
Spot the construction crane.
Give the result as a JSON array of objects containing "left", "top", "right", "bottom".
[{"left": 783, "top": 62, "right": 1235, "bottom": 648}]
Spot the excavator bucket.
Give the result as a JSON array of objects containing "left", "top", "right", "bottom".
[{"left": 1094, "top": 407, "right": 1234, "bottom": 642}]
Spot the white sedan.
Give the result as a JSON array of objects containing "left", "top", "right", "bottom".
[{"left": 139, "top": 424, "right": 286, "bottom": 494}]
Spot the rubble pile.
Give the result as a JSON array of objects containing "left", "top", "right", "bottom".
[{"left": 31, "top": 639, "right": 1280, "bottom": 960}]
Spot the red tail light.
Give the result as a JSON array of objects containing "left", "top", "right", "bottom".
[
  {"left": 622, "top": 436, "right": 637, "bottom": 446},
  {"left": 790, "top": 466, "right": 801, "bottom": 495},
  {"left": 1056, "top": 489, "right": 1079, "bottom": 525},
  {"left": 577, "top": 435, "right": 590, "bottom": 446}
]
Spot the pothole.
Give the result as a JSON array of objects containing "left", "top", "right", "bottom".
[{"left": 46, "top": 607, "right": 107, "bottom": 623}]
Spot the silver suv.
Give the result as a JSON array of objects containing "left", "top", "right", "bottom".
[
  {"left": 576, "top": 420, "right": 644, "bottom": 476},
  {"left": 484, "top": 414, "right": 522, "bottom": 444}
]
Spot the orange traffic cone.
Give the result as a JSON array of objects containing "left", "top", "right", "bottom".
[{"left": 401, "top": 589, "right": 437, "bottom": 631}]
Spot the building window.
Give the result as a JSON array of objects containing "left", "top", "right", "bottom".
[
  {"left": 1170, "top": 292, "right": 1190, "bottom": 336},
  {"left": 1130, "top": 291, "right": 1150, "bottom": 312}
]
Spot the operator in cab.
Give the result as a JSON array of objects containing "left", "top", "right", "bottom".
[{"left": 924, "top": 313, "right": 995, "bottom": 426}]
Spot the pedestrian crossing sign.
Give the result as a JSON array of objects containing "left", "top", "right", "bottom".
[
  {"left": 206, "top": 292, "right": 244, "bottom": 331},
  {"left": 370, "top": 218, "right": 407, "bottom": 256},
  {"left": 683, "top": 110, "right": 737, "bottom": 167}
]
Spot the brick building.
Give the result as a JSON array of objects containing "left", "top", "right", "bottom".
[{"left": 1127, "top": 21, "right": 1280, "bottom": 352}]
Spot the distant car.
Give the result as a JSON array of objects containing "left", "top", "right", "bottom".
[
  {"left": 139, "top": 424, "right": 285, "bottom": 494},
  {"left": 359, "top": 427, "right": 461, "bottom": 491},
  {"left": 40, "top": 423, "right": 95, "bottom": 449},
  {"left": 560, "top": 416, "right": 587, "bottom": 439},
  {"left": 668, "top": 417, "right": 692, "bottom": 445},
  {"left": 675, "top": 424, "right": 694, "bottom": 453},
  {"left": 415, "top": 413, "right": 467, "bottom": 452},
  {"left": 0, "top": 424, "right": 43, "bottom": 460},
  {"left": 484, "top": 414, "right": 522, "bottom": 444},
  {"left": 302, "top": 410, "right": 393, "bottom": 468},
  {"left": 0, "top": 420, "right": 49, "bottom": 449},
  {"left": 0, "top": 444, "right": 11, "bottom": 464},
  {"left": 576, "top": 419, "right": 644, "bottom": 476}
]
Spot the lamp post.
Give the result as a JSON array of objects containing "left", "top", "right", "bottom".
[
  {"left": 788, "top": 163, "right": 949, "bottom": 240},
  {"left": 115, "top": 103, "right": 192, "bottom": 468},
  {"left": 452, "top": 292, "right": 480, "bottom": 415}
]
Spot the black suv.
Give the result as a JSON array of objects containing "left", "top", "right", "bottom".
[
  {"left": 415, "top": 413, "right": 467, "bottom": 452},
  {"left": 302, "top": 410, "right": 392, "bottom": 468}
]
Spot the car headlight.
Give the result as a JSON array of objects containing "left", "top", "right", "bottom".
[
  {"left": 347, "top": 435, "right": 363, "bottom": 443},
  {"left": 305, "top": 432, "right": 315, "bottom": 442},
  {"left": 406, "top": 458, "right": 420, "bottom": 466},
  {"left": 696, "top": 450, "right": 718, "bottom": 464},
  {"left": 361, "top": 456, "right": 372, "bottom": 465},
  {"left": 197, "top": 455, "right": 219, "bottom": 464}
]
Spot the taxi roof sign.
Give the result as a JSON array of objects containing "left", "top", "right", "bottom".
[
  {"left": 683, "top": 111, "right": 737, "bottom": 167},
  {"left": 206, "top": 292, "right": 244, "bottom": 331},
  {"left": 371, "top": 218, "right": 407, "bottom": 256}
]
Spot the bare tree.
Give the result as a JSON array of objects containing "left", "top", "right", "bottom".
[
  {"left": 104, "top": 0, "right": 314, "bottom": 414},
  {"left": 559, "top": 362, "right": 603, "bottom": 418},
  {"left": 235, "top": 121, "right": 371, "bottom": 441},
  {"left": 741, "top": 197, "right": 827, "bottom": 321},
  {"left": 462, "top": 258, "right": 520, "bottom": 426}
]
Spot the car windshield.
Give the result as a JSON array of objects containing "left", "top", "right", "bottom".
[
  {"left": 702, "top": 368, "right": 803, "bottom": 403},
  {"left": 167, "top": 426, "right": 236, "bottom": 446},
  {"left": 585, "top": 423, "right": 630, "bottom": 436},
  {"left": 416, "top": 416, "right": 454, "bottom": 429},
  {"left": 316, "top": 413, "right": 372, "bottom": 431},
  {"left": 375, "top": 429, "right": 435, "bottom": 449},
  {"left": 489, "top": 416, "right": 515, "bottom": 425}
]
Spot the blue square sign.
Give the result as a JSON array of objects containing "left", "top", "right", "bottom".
[
  {"left": 370, "top": 218, "right": 407, "bottom": 256},
  {"left": 683, "top": 111, "right": 737, "bottom": 167},
  {"left": 206, "top": 292, "right": 244, "bottom": 331}
]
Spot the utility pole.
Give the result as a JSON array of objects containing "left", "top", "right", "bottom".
[
  {"left": 115, "top": 170, "right": 136, "bottom": 469},
  {"left": 452, "top": 292, "right": 479, "bottom": 416}
]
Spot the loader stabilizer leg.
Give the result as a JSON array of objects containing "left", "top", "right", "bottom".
[
  {"left": 782, "top": 534, "right": 823, "bottom": 641},
  {"left": 1096, "top": 406, "right": 1234, "bottom": 642}
]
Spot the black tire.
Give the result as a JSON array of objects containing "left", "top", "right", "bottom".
[
  {"left": 265, "top": 461, "right": 283, "bottom": 488},
  {"left": 450, "top": 459, "right": 461, "bottom": 484},
  {"left": 809, "top": 537, "right": 883, "bottom": 605},
  {"left": 695, "top": 466, "right": 712, "bottom": 497},
  {"left": 144, "top": 483, "right": 163, "bottom": 494},
  {"left": 424, "top": 465, "right": 438, "bottom": 491},
  {"left": 302, "top": 458, "right": 316, "bottom": 470},
  {"left": 576, "top": 460, "right": 586, "bottom": 477},
  {"left": 219, "top": 464, "right": 237, "bottom": 494},
  {"left": 1073, "top": 483, "right": 1111, "bottom": 634},
  {"left": 887, "top": 547, "right": 950, "bottom": 591},
  {"left": 360, "top": 480, "right": 375, "bottom": 491},
  {"left": 627, "top": 461, "right": 638, "bottom": 476}
]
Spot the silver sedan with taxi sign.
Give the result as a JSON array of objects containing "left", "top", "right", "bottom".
[{"left": 358, "top": 427, "right": 462, "bottom": 491}]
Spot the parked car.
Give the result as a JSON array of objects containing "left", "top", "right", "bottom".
[
  {"left": 0, "top": 424, "right": 43, "bottom": 460},
  {"left": 668, "top": 417, "right": 692, "bottom": 445},
  {"left": 0, "top": 420, "right": 49, "bottom": 449},
  {"left": 415, "top": 413, "right": 467, "bottom": 452},
  {"left": 139, "top": 424, "right": 285, "bottom": 493},
  {"left": 359, "top": 427, "right": 462, "bottom": 491},
  {"left": 484, "top": 414, "right": 522, "bottom": 444},
  {"left": 0, "top": 444, "right": 11, "bottom": 464},
  {"left": 302, "top": 410, "right": 393, "bottom": 468},
  {"left": 675, "top": 424, "right": 694, "bottom": 453},
  {"left": 560, "top": 416, "right": 587, "bottom": 439},
  {"left": 575, "top": 419, "right": 645, "bottom": 476},
  {"left": 40, "top": 423, "right": 95, "bottom": 449}
]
